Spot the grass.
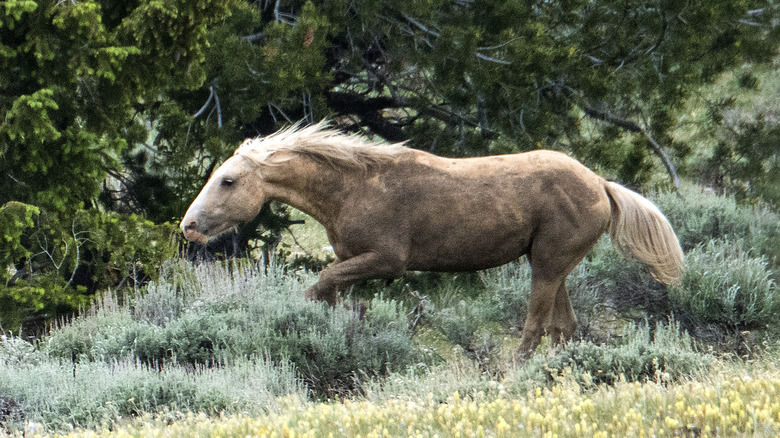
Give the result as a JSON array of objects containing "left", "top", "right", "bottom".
[{"left": 17, "top": 351, "right": 780, "bottom": 437}]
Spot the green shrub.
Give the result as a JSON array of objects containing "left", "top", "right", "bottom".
[
  {"left": 130, "top": 282, "right": 184, "bottom": 326},
  {"left": 652, "top": 187, "right": 780, "bottom": 268},
  {"left": 507, "top": 321, "right": 711, "bottom": 391},
  {"left": 653, "top": 188, "right": 751, "bottom": 251},
  {"left": 0, "top": 356, "right": 303, "bottom": 432},
  {"left": 0, "top": 209, "right": 180, "bottom": 332},
  {"left": 424, "top": 258, "right": 617, "bottom": 365},
  {"left": 418, "top": 264, "right": 531, "bottom": 365},
  {"left": 478, "top": 262, "right": 533, "bottom": 329},
  {"left": 428, "top": 299, "right": 502, "bottom": 353},
  {"left": 46, "top": 309, "right": 141, "bottom": 363},
  {"left": 0, "top": 334, "right": 44, "bottom": 366},
  {"left": 573, "top": 238, "right": 669, "bottom": 320},
  {"left": 43, "top": 260, "right": 421, "bottom": 398},
  {"left": 669, "top": 239, "right": 779, "bottom": 332}
]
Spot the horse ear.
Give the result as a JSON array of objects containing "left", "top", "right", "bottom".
[
  {"left": 263, "top": 150, "right": 295, "bottom": 165},
  {"left": 237, "top": 148, "right": 292, "bottom": 166}
]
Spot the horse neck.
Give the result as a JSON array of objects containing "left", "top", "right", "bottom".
[{"left": 261, "top": 155, "right": 353, "bottom": 228}]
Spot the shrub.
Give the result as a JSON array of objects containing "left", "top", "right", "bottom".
[
  {"left": 418, "top": 264, "right": 531, "bottom": 366},
  {"left": 652, "top": 187, "right": 780, "bottom": 268},
  {"left": 506, "top": 320, "right": 711, "bottom": 391},
  {"left": 43, "top": 260, "right": 421, "bottom": 398},
  {"left": 653, "top": 188, "right": 751, "bottom": 251},
  {"left": 0, "top": 208, "right": 179, "bottom": 333},
  {"left": 669, "top": 239, "right": 779, "bottom": 333},
  {"left": 0, "top": 334, "right": 44, "bottom": 366},
  {"left": 0, "top": 356, "right": 304, "bottom": 432},
  {"left": 573, "top": 238, "right": 669, "bottom": 321},
  {"left": 46, "top": 309, "right": 141, "bottom": 363}
]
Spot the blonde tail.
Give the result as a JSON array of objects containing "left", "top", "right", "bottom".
[{"left": 604, "top": 182, "right": 684, "bottom": 285}]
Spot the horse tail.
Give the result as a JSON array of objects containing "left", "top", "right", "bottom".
[{"left": 604, "top": 181, "right": 684, "bottom": 285}]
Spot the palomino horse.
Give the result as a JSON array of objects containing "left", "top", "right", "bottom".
[{"left": 181, "top": 122, "right": 683, "bottom": 357}]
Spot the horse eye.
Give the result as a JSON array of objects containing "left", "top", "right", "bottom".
[{"left": 221, "top": 178, "right": 235, "bottom": 187}]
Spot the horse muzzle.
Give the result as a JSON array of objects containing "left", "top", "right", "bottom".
[{"left": 181, "top": 219, "right": 208, "bottom": 243}]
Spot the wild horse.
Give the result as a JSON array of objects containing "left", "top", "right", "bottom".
[{"left": 181, "top": 122, "right": 683, "bottom": 357}]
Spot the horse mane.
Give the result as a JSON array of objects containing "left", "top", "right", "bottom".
[{"left": 235, "top": 121, "right": 409, "bottom": 169}]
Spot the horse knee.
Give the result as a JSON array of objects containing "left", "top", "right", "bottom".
[{"left": 305, "top": 282, "right": 338, "bottom": 306}]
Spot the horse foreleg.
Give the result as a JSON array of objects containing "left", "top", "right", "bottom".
[{"left": 304, "top": 252, "right": 406, "bottom": 306}]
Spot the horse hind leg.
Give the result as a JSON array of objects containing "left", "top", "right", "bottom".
[
  {"left": 517, "top": 280, "right": 577, "bottom": 363},
  {"left": 518, "top": 274, "right": 566, "bottom": 359},
  {"left": 518, "top": 232, "right": 599, "bottom": 359},
  {"left": 549, "top": 282, "right": 577, "bottom": 344}
]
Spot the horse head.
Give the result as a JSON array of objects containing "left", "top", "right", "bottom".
[{"left": 180, "top": 154, "right": 266, "bottom": 243}]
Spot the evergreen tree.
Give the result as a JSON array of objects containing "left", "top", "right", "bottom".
[
  {"left": 0, "top": 0, "right": 235, "bottom": 329},
  {"left": 143, "top": 0, "right": 780, "bottom": 203}
]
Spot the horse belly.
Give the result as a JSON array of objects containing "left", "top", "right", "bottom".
[{"left": 406, "top": 203, "right": 533, "bottom": 272}]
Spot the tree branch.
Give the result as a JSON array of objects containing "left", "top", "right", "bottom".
[
  {"left": 241, "top": 32, "right": 266, "bottom": 42},
  {"left": 582, "top": 106, "right": 642, "bottom": 132},
  {"left": 361, "top": 113, "right": 408, "bottom": 142},
  {"left": 193, "top": 86, "right": 214, "bottom": 118},
  {"left": 403, "top": 14, "right": 441, "bottom": 38},
  {"left": 642, "top": 131, "right": 680, "bottom": 188},
  {"left": 325, "top": 91, "right": 404, "bottom": 114},
  {"left": 475, "top": 52, "right": 511, "bottom": 65},
  {"left": 213, "top": 86, "right": 223, "bottom": 127},
  {"left": 583, "top": 106, "right": 680, "bottom": 188}
]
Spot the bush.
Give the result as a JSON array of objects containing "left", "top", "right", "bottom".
[
  {"left": 0, "top": 355, "right": 303, "bottom": 432},
  {"left": 417, "top": 264, "right": 531, "bottom": 366},
  {"left": 573, "top": 239, "right": 669, "bottom": 321},
  {"left": 652, "top": 187, "right": 780, "bottom": 268},
  {"left": 669, "top": 239, "right": 779, "bottom": 333},
  {"left": 0, "top": 209, "right": 179, "bottom": 333},
  {"left": 561, "top": 188, "right": 780, "bottom": 346},
  {"left": 506, "top": 320, "right": 711, "bottom": 391},
  {"left": 43, "top": 260, "right": 421, "bottom": 398},
  {"left": 46, "top": 309, "right": 141, "bottom": 363},
  {"left": 0, "top": 334, "right": 44, "bottom": 366}
]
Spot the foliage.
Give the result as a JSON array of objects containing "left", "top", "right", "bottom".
[
  {"left": 508, "top": 321, "right": 711, "bottom": 391},
  {"left": 0, "top": 210, "right": 179, "bottom": 332},
  {"left": 0, "top": 352, "right": 304, "bottom": 432},
  {"left": 43, "top": 260, "right": 421, "bottom": 398},
  {"left": 673, "top": 63, "right": 780, "bottom": 207},
  {"left": 0, "top": 334, "right": 44, "bottom": 366},
  {"left": 0, "top": 0, "right": 238, "bottom": 327},
  {"left": 0, "top": 202, "right": 39, "bottom": 283},
  {"left": 34, "top": 362, "right": 780, "bottom": 438},
  {"left": 0, "top": 254, "right": 734, "bottom": 434},
  {"left": 0, "top": 0, "right": 236, "bottom": 215},
  {"left": 670, "top": 239, "right": 779, "bottom": 332},
  {"left": 653, "top": 186, "right": 780, "bottom": 261},
  {"left": 564, "top": 188, "right": 780, "bottom": 346},
  {"left": 145, "top": 0, "right": 780, "bottom": 189}
]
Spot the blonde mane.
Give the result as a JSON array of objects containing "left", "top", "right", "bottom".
[{"left": 235, "top": 121, "right": 409, "bottom": 169}]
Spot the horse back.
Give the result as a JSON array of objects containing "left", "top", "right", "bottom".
[{"left": 326, "top": 149, "right": 611, "bottom": 272}]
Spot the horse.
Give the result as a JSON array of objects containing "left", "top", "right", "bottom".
[{"left": 180, "top": 122, "right": 684, "bottom": 357}]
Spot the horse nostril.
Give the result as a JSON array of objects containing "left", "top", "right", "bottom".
[{"left": 183, "top": 220, "right": 197, "bottom": 232}]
